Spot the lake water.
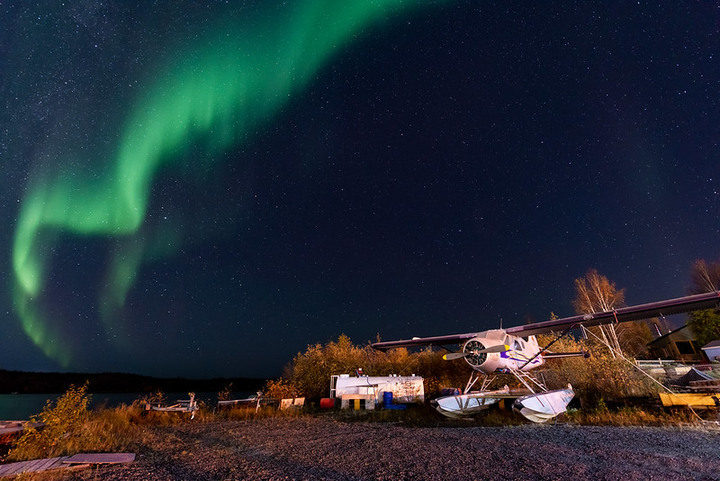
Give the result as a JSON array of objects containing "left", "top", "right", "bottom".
[{"left": 0, "top": 391, "right": 254, "bottom": 420}]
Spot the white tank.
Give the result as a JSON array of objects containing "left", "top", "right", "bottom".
[{"left": 330, "top": 374, "right": 424, "bottom": 403}]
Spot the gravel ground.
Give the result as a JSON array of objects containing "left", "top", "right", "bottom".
[{"left": 20, "top": 416, "right": 720, "bottom": 481}]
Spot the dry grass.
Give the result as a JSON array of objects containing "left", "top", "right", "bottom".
[
  {"left": 4, "top": 392, "right": 714, "bottom": 476},
  {"left": 6, "top": 401, "right": 150, "bottom": 462},
  {"left": 4, "top": 349, "right": 716, "bottom": 468},
  {"left": 565, "top": 406, "right": 704, "bottom": 426},
  {"left": 3, "top": 383, "right": 314, "bottom": 459}
]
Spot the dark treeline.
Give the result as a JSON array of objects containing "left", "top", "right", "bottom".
[{"left": 0, "top": 369, "right": 264, "bottom": 394}]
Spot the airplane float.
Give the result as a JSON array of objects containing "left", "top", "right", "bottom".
[{"left": 372, "top": 291, "right": 720, "bottom": 422}]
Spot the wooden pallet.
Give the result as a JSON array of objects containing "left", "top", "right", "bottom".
[{"left": 0, "top": 456, "right": 69, "bottom": 477}]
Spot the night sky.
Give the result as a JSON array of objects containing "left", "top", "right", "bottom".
[{"left": 1, "top": 1, "right": 718, "bottom": 379}]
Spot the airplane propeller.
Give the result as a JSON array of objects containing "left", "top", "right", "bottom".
[{"left": 442, "top": 352, "right": 470, "bottom": 361}]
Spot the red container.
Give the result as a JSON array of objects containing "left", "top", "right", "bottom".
[{"left": 319, "top": 398, "right": 335, "bottom": 409}]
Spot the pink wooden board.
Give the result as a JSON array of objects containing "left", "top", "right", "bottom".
[
  {"left": 0, "top": 456, "right": 67, "bottom": 477},
  {"left": 63, "top": 453, "right": 136, "bottom": 465}
]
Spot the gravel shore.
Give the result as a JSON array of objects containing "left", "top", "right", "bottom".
[{"left": 26, "top": 416, "right": 720, "bottom": 481}]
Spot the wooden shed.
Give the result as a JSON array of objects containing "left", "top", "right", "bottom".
[{"left": 647, "top": 325, "right": 704, "bottom": 363}]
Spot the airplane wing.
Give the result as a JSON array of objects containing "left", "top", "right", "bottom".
[
  {"left": 371, "top": 291, "right": 720, "bottom": 350},
  {"left": 506, "top": 291, "right": 720, "bottom": 337},
  {"left": 371, "top": 332, "right": 483, "bottom": 351}
]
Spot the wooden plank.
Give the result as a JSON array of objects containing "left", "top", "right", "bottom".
[
  {"left": 29, "top": 457, "right": 57, "bottom": 471},
  {"left": 659, "top": 392, "right": 720, "bottom": 407},
  {"left": 1, "top": 453, "right": 135, "bottom": 478},
  {"left": 0, "top": 461, "right": 25, "bottom": 477},
  {"left": 1, "top": 459, "right": 34, "bottom": 476},
  {"left": 0, "top": 456, "right": 68, "bottom": 477},
  {"left": 340, "top": 394, "right": 375, "bottom": 400},
  {"left": 64, "top": 453, "right": 135, "bottom": 465},
  {"left": 40, "top": 457, "right": 66, "bottom": 472}
]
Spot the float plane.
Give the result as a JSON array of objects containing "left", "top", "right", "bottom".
[{"left": 372, "top": 291, "right": 720, "bottom": 422}]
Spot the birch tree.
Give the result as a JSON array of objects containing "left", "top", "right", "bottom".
[
  {"left": 572, "top": 269, "right": 653, "bottom": 358},
  {"left": 572, "top": 269, "right": 625, "bottom": 356}
]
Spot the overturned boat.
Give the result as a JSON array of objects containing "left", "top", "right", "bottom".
[{"left": 512, "top": 385, "right": 574, "bottom": 423}]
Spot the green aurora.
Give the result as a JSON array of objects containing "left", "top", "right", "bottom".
[{"left": 12, "top": 0, "right": 449, "bottom": 365}]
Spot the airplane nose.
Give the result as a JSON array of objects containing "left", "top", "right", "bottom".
[{"left": 462, "top": 339, "right": 488, "bottom": 367}]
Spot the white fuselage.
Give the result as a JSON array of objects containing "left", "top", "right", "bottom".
[{"left": 461, "top": 329, "right": 545, "bottom": 373}]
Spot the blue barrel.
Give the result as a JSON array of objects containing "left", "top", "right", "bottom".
[
  {"left": 440, "top": 387, "right": 461, "bottom": 396},
  {"left": 383, "top": 391, "right": 393, "bottom": 406}
]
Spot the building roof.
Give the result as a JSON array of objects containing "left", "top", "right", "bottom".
[
  {"left": 701, "top": 339, "right": 720, "bottom": 349},
  {"left": 647, "top": 324, "right": 694, "bottom": 347}
]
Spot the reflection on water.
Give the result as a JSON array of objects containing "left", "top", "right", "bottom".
[{"left": 0, "top": 392, "right": 251, "bottom": 420}]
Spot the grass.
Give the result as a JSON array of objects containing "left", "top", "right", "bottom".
[
  {"left": 566, "top": 405, "right": 719, "bottom": 426},
  {"left": 2, "top": 395, "right": 308, "bottom": 463},
  {"left": 3, "top": 386, "right": 717, "bottom": 467}
]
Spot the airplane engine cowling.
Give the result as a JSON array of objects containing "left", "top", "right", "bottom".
[{"left": 462, "top": 339, "right": 488, "bottom": 368}]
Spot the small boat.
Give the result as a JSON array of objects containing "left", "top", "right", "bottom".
[
  {"left": 512, "top": 384, "right": 574, "bottom": 423},
  {"left": 217, "top": 391, "right": 272, "bottom": 407},
  {"left": 0, "top": 421, "right": 26, "bottom": 445},
  {"left": 217, "top": 394, "right": 262, "bottom": 408},
  {"left": 0, "top": 421, "right": 44, "bottom": 445},
  {"left": 146, "top": 393, "right": 198, "bottom": 419}
]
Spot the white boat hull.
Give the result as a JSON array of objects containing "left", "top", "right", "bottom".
[
  {"left": 512, "top": 385, "right": 574, "bottom": 423},
  {"left": 433, "top": 388, "right": 510, "bottom": 418}
]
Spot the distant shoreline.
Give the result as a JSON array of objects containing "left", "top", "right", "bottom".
[{"left": 0, "top": 369, "right": 264, "bottom": 395}]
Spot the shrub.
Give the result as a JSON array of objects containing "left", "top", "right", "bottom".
[
  {"left": 536, "top": 333, "right": 658, "bottom": 409},
  {"left": 218, "top": 383, "right": 233, "bottom": 402},
  {"left": 9, "top": 383, "right": 91, "bottom": 461},
  {"left": 8, "top": 387, "right": 159, "bottom": 462},
  {"left": 284, "top": 332, "right": 662, "bottom": 412},
  {"left": 286, "top": 334, "right": 472, "bottom": 399},
  {"left": 140, "top": 389, "right": 167, "bottom": 407},
  {"left": 264, "top": 378, "right": 302, "bottom": 399}
]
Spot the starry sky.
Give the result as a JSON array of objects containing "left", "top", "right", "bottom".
[{"left": 1, "top": 1, "right": 718, "bottom": 379}]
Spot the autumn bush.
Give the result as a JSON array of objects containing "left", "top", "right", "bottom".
[
  {"left": 218, "top": 383, "right": 234, "bottom": 402},
  {"left": 7, "top": 386, "right": 177, "bottom": 462},
  {"left": 264, "top": 378, "right": 302, "bottom": 399},
  {"left": 283, "top": 331, "right": 668, "bottom": 413},
  {"left": 286, "top": 334, "right": 475, "bottom": 399},
  {"left": 536, "top": 333, "right": 659, "bottom": 408},
  {"left": 9, "top": 383, "right": 92, "bottom": 461},
  {"left": 7, "top": 383, "right": 147, "bottom": 462}
]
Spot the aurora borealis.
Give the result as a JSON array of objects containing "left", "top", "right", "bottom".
[
  {"left": 8, "top": 0, "right": 448, "bottom": 369},
  {"left": 2, "top": 1, "right": 719, "bottom": 378}
]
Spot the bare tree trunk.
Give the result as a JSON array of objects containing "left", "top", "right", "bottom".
[
  {"left": 693, "top": 259, "right": 718, "bottom": 293},
  {"left": 573, "top": 269, "right": 626, "bottom": 357},
  {"left": 598, "top": 325, "right": 615, "bottom": 359}
]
